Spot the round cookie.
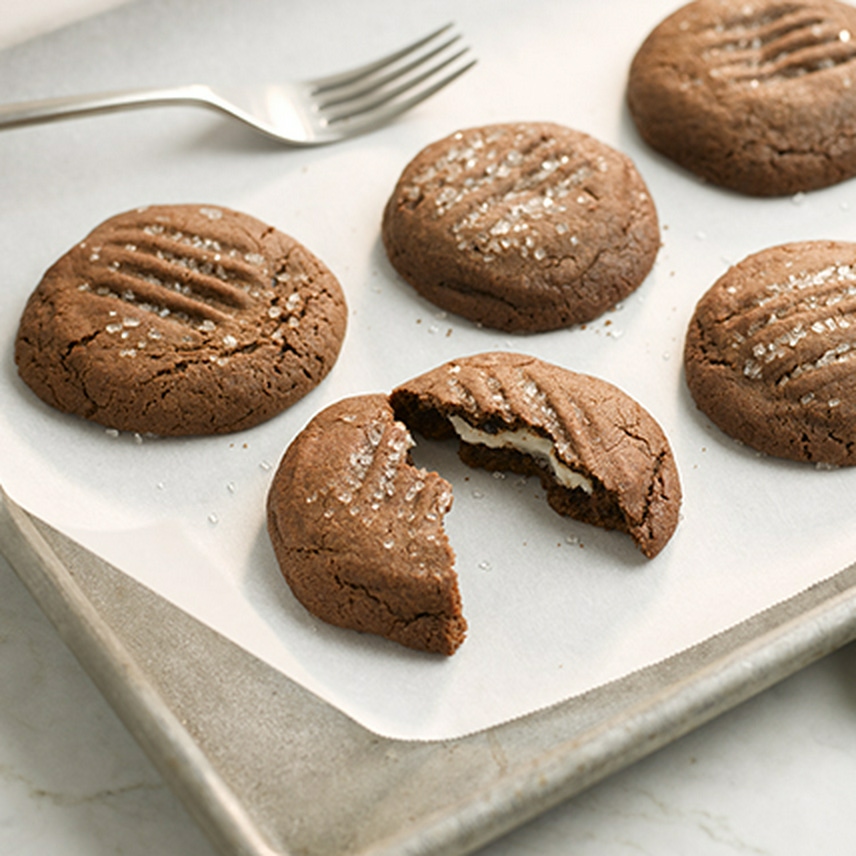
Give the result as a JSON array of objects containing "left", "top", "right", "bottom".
[
  {"left": 381, "top": 122, "right": 660, "bottom": 333},
  {"left": 266, "top": 393, "right": 466, "bottom": 656},
  {"left": 14, "top": 204, "right": 347, "bottom": 435},
  {"left": 684, "top": 241, "right": 856, "bottom": 464},
  {"left": 391, "top": 352, "right": 681, "bottom": 559},
  {"left": 627, "top": 0, "right": 856, "bottom": 196}
]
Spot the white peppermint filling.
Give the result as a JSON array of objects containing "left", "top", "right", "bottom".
[{"left": 448, "top": 416, "right": 593, "bottom": 494}]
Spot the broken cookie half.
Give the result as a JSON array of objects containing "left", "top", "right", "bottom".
[
  {"left": 266, "top": 393, "right": 466, "bottom": 656},
  {"left": 266, "top": 352, "right": 682, "bottom": 655}
]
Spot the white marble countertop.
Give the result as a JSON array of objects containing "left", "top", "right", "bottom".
[{"left": 3, "top": 2, "right": 856, "bottom": 854}]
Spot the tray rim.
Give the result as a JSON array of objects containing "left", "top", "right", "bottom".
[
  {"left": 4, "top": 484, "right": 856, "bottom": 856},
  {"left": 5, "top": 2, "right": 856, "bottom": 851}
]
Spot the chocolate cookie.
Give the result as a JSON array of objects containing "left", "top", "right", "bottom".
[
  {"left": 627, "top": 0, "right": 856, "bottom": 196},
  {"left": 684, "top": 241, "right": 856, "bottom": 464},
  {"left": 391, "top": 352, "right": 681, "bottom": 559},
  {"left": 14, "top": 205, "right": 347, "bottom": 435},
  {"left": 268, "top": 353, "right": 681, "bottom": 654},
  {"left": 381, "top": 122, "right": 660, "bottom": 332},
  {"left": 266, "top": 393, "right": 466, "bottom": 656}
]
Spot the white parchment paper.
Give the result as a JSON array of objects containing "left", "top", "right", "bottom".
[{"left": 2, "top": 0, "right": 856, "bottom": 739}]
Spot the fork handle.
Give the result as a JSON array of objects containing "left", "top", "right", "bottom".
[{"left": 0, "top": 84, "right": 213, "bottom": 130}]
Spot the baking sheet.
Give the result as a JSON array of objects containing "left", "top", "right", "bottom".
[{"left": 3, "top": 0, "right": 856, "bottom": 741}]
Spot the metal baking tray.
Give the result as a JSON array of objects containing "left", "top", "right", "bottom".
[
  {"left": 4, "top": 487, "right": 856, "bottom": 855},
  {"left": 5, "top": 0, "right": 856, "bottom": 852}
]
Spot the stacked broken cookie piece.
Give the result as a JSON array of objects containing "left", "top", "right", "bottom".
[{"left": 12, "top": 0, "right": 856, "bottom": 655}]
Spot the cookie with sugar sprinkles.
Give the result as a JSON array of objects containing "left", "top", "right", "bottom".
[
  {"left": 627, "top": 0, "right": 856, "bottom": 195},
  {"left": 267, "top": 352, "right": 681, "bottom": 655},
  {"left": 391, "top": 352, "right": 681, "bottom": 559},
  {"left": 684, "top": 240, "right": 856, "bottom": 464},
  {"left": 267, "top": 393, "right": 466, "bottom": 656},
  {"left": 14, "top": 204, "right": 347, "bottom": 436},
  {"left": 381, "top": 122, "right": 660, "bottom": 333}
]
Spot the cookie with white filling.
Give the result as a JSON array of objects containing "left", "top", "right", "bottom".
[
  {"left": 267, "top": 353, "right": 681, "bottom": 655},
  {"left": 391, "top": 352, "right": 681, "bottom": 559}
]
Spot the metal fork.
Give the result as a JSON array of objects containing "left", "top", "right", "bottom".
[{"left": 0, "top": 24, "right": 475, "bottom": 145}]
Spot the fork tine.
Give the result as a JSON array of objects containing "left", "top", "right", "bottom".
[
  {"left": 320, "top": 48, "right": 472, "bottom": 124},
  {"left": 315, "top": 34, "right": 463, "bottom": 110},
  {"left": 320, "top": 56, "right": 477, "bottom": 134},
  {"left": 309, "top": 23, "right": 455, "bottom": 94}
]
